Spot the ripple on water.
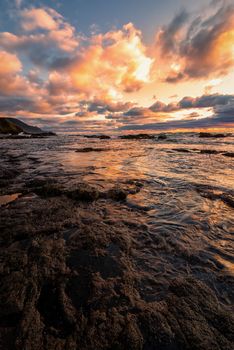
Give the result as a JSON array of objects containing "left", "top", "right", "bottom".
[{"left": 0, "top": 133, "right": 233, "bottom": 305}]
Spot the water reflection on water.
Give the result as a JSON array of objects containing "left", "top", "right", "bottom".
[
  {"left": 1, "top": 133, "right": 233, "bottom": 303},
  {"left": 60, "top": 134, "right": 234, "bottom": 303},
  {"left": 0, "top": 193, "right": 21, "bottom": 206}
]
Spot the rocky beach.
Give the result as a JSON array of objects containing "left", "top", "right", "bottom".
[{"left": 0, "top": 132, "right": 233, "bottom": 349}]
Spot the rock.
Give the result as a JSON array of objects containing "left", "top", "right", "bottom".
[
  {"left": 223, "top": 152, "right": 234, "bottom": 158},
  {"left": 200, "top": 149, "right": 219, "bottom": 154},
  {"left": 120, "top": 134, "right": 155, "bottom": 140},
  {"left": 0, "top": 136, "right": 233, "bottom": 350},
  {"left": 199, "top": 132, "right": 231, "bottom": 138},
  {"left": 173, "top": 148, "right": 191, "bottom": 153},
  {"left": 0, "top": 167, "right": 20, "bottom": 180},
  {"left": 30, "top": 180, "right": 100, "bottom": 202},
  {"left": 98, "top": 135, "right": 111, "bottom": 139},
  {"left": 28, "top": 179, "right": 141, "bottom": 203},
  {"left": 68, "top": 183, "right": 100, "bottom": 201},
  {"left": 83, "top": 134, "right": 111, "bottom": 139},
  {"left": 0, "top": 167, "right": 21, "bottom": 188},
  {"left": 195, "top": 184, "right": 234, "bottom": 208},
  {"left": 33, "top": 183, "right": 64, "bottom": 197},
  {"left": 106, "top": 187, "right": 127, "bottom": 201},
  {"left": 0, "top": 187, "right": 233, "bottom": 349},
  {"left": 221, "top": 194, "right": 234, "bottom": 208},
  {"left": 76, "top": 147, "right": 110, "bottom": 152},
  {"left": 157, "top": 133, "right": 167, "bottom": 140}
]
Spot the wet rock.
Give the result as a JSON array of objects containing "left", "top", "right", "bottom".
[
  {"left": 106, "top": 187, "right": 127, "bottom": 201},
  {"left": 120, "top": 134, "right": 155, "bottom": 140},
  {"left": 33, "top": 183, "right": 65, "bottom": 197},
  {"left": 102, "top": 183, "right": 143, "bottom": 202},
  {"left": 76, "top": 147, "right": 110, "bottom": 152},
  {"left": 37, "top": 281, "right": 75, "bottom": 338},
  {"left": 26, "top": 178, "right": 55, "bottom": 189},
  {"left": 195, "top": 185, "right": 234, "bottom": 208},
  {"left": 67, "top": 249, "right": 122, "bottom": 279},
  {"left": 199, "top": 132, "right": 231, "bottom": 138},
  {"left": 200, "top": 149, "right": 219, "bottom": 154},
  {"left": 157, "top": 133, "right": 167, "bottom": 140},
  {"left": 84, "top": 135, "right": 111, "bottom": 139},
  {"left": 0, "top": 191, "right": 233, "bottom": 349},
  {"left": 173, "top": 148, "right": 191, "bottom": 153},
  {"left": 0, "top": 167, "right": 21, "bottom": 188},
  {"left": 0, "top": 273, "right": 27, "bottom": 325},
  {"left": 0, "top": 134, "right": 233, "bottom": 349},
  {"left": 221, "top": 194, "right": 234, "bottom": 208},
  {"left": 68, "top": 183, "right": 100, "bottom": 202},
  {"left": 29, "top": 180, "right": 141, "bottom": 203},
  {"left": 0, "top": 167, "right": 20, "bottom": 180},
  {"left": 173, "top": 149, "right": 222, "bottom": 155},
  {"left": 98, "top": 135, "right": 111, "bottom": 139},
  {"left": 223, "top": 152, "right": 234, "bottom": 158},
  {"left": 27, "top": 179, "right": 100, "bottom": 202}
]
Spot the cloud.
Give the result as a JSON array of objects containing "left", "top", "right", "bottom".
[
  {"left": 0, "top": 50, "right": 21, "bottom": 75},
  {"left": 15, "top": 0, "right": 23, "bottom": 9},
  {"left": 86, "top": 100, "right": 134, "bottom": 114},
  {"left": 20, "top": 8, "right": 59, "bottom": 31},
  {"left": 0, "top": 4, "right": 233, "bottom": 133},
  {"left": 118, "top": 113, "right": 234, "bottom": 131},
  {"left": 117, "top": 93, "right": 234, "bottom": 131},
  {"left": 155, "top": 1, "right": 234, "bottom": 81},
  {"left": 213, "top": 101, "right": 234, "bottom": 122},
  {"left": 0, "top": 9, "right": 153, "bottom": 101},
  {"left": 156, "top": 10, "right": 189, "bottom": 56},
  {"left": 150, "top": 94, "right": 234, "bottom": 113},
  {"left": 0, "top": 6, "right": 79, "bottom": 63},
  {"left": 0, "top": 50, "right": 34, "bottom": 97},
  {"left": 65, "top": 23, "right": 154, "bottom": 98}
]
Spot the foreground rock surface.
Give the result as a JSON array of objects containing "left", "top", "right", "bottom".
[
  {"left": 0, "top": 139, "right": 233, "bottom": 350},
  {"left": 1, "top": 192, "right": 233, "bottom": 350}
]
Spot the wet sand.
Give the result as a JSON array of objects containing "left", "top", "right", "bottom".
[{"left": 0, "top": 134, "right": 233, "bottom": 349}]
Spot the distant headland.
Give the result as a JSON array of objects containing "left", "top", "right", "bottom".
[{"left": 0, "top": 118, "right": 56, "bottom": 138}]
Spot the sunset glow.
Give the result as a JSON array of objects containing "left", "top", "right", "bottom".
[{"left": 0, "top": 0, "right": 233, "bottom": 133}]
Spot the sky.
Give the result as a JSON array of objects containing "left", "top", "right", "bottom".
[{"left": 0, "top": 0, "right": 233, "bottom": 133}]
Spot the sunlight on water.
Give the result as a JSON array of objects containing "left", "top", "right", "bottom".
[
  {"left": 0, "top": 193, "right": 21, "bottom": 206},
  {"left": 1, "top": 132, "right": 233, "bottom": 304}
]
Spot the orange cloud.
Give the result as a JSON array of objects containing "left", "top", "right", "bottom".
[
  {"left": 0, "top": 4, "right": 233, "bottom": 133},
  {"left": 0, "top": 51, "right": 29, "bottom": 96},
  {"left": 0, "top": 50, "right": 21, "bottom": 75},
  {"left": 154, "top": 3, "right": 234, "bottom": 82},
  {"left": 68, "top": 23, "right": 153, "bottom": 99}
]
